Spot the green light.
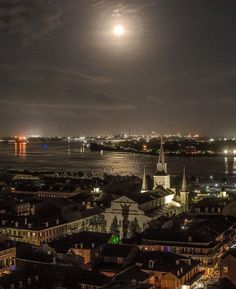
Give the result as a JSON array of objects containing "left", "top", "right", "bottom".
[{"left": 111, "top": 235, "right": 120, "bottom": 244}]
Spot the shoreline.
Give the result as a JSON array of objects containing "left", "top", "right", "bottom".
[{"left": 90, "top": 146, "right": 230, "bottom": 158}]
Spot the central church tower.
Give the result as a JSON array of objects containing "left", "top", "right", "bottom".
[{"left": 153, "top": 138, "right": 171, "bottom": 189}]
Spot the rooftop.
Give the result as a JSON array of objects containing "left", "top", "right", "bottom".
[
  {"left": 192, "top": 197, "right": 230, "bottom": 208},
  {"left": 0, "top": 264, "right": 111, "bottom": 288},
  {"left": 136, "top": 250, "right": 199, "bottom": 278},
  {"left": 102, "top": 244, "right": 135, "bottom": 258},
  {"left": 222, "top": 248, "right": 236, "bottom": 259},
  {"left": 48, "top": 231, "right": 112, "bottom": 252},
  {"left": 142, "top": 215, "right": 233, "bottom": 246}
]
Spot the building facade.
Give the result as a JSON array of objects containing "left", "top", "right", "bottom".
[{"left": 0, "top": 244, "right": 16, "bottom": 276}]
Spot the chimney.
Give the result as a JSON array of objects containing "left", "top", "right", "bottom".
[{"left": 27, "top": 278, "right": 31, "bottom": 285}]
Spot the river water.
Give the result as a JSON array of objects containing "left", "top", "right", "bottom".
[{"left": 0, "top": 141, "right": 235, "bottom": 180}]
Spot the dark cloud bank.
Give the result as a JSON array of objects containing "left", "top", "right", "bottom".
[{"left": 0, "top": 0, "right": 235, "bottom": 136}]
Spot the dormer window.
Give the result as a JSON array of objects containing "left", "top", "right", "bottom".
[{"left": 149, "top": 259, "right": 154, "bottom": 269}]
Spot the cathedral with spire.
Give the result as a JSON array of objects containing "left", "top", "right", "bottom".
[
  {"left": 141, "top": 137, "right": 189, "bottom": 212},
  {"left": 104, "top": 138, "right": 189, "bottom": 238}
]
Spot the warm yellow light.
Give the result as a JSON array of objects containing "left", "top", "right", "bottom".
[
  {"left": 164, "top": 194, "right": 174, "bottom": 204},
  {"left": 113, "top": 24, "right": 124, "bottom": 36}
]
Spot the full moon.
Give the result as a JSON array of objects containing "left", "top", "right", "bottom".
[{"left": 113, "top": 24, "right": 124, "bottom": 36}]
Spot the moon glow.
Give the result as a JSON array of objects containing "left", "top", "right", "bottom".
[{"left": 113, "top": 24, "right": 124, "bottom": 36}]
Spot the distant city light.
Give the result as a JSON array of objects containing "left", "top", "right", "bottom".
[{"left": 27, "top": 135, "right": 41, "bottom": 138}]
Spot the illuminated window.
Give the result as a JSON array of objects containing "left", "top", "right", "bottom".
[
  {"left": 117, "top": 257, "right": 123, "bottom": 264},
  {"left": 223, "top": 266, "right": 228, "bottom": 273}
]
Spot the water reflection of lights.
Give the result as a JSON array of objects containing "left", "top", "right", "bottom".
[
  {"left": 43, "top": 143, "right": 48, "bottom": 150},
  {"left": 224, "top": 157, "right": 228, "bottom": 174},
  {"left": 233, "top": 157, "right": 236, "bottom": 174},
  {"left": 80, "top": 147, "right": 85, "bottom": 153},
  {"left": 102, "top": 153, "right": 139, "bottom": 176},
  {"left": 14, "top": 142, "right": 26, "bottom": 157}
]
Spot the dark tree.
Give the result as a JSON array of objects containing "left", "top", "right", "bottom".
[{"left": 110, "top": 215, "right": 120, "bottom": 235}]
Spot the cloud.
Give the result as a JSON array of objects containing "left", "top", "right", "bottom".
[
  {"left": 0, "top": 98, "right": 134, "bottom": 111},
  {"left": 0, "top": 63, "right": 133, "bottom": 112},
  {"left": 90, "top": 0, "right": 156, "bottom": 17},
  {"left": 0, "top": 0, "right": 62, "bottom": 44},
  {"left": 33, "top": 65, "right": 113, "bottom": 85},
  {"left": 0, "top": 64, "right": 113, "bottom": 85},
  {"left": 203, "top": 69, "right": 236, "bottom": 83}
]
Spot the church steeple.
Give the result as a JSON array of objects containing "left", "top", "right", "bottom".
[
  {"left": 153, "top": 137, "right": 170, "bottom": 189},
  {"left": 141, "top": 166, "right": 148, "bottom": 193},
  {"left": 180, "top": 166, "right": 189, "bottom": 211},
  {"left": 156, "top": 137, "right": 167, "bottom": 174},
  {"left": 181, "top": 166, "right": 188, "bottom": 192}
]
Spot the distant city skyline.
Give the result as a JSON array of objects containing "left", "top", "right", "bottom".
[
  {"left": 0, "top": 0, "right": 235, "bottom": 137},
  {"left": 0, "top": 131, "right": 235, "bottom": 139}
]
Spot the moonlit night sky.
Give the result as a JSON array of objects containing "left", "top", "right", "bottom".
[{"left": 0, "top": 0, "right": 235, "bottom": 137}]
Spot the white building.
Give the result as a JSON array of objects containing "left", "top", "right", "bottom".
[
  {"left": 103, "top": 139, "right": 189, "bottom": 238},
  {"left": 104, "top": 188, "right": 181, "bottom": 238}
]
